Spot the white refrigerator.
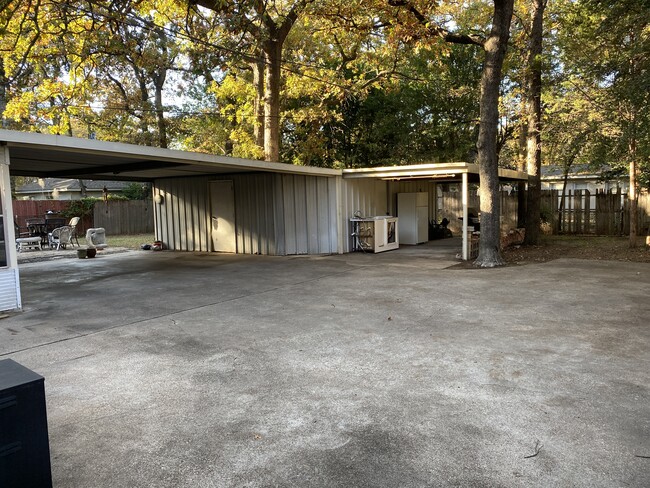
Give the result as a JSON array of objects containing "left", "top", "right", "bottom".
[{"left": 397, "top": 192, "right": 428, "bottom": 245}]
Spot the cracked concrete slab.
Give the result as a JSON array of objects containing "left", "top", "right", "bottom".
[{"left": 1, "top": 249, "right": 649, "bottom": 487}]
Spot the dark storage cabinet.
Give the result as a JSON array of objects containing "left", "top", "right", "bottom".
[{"left": 0, "top": 359, "right": 53, "bottom": 488}]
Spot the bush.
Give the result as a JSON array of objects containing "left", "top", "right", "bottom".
[
  {"left": 122, "top": 183, "right": 151, "bottom": 200},
  {"left": 60, "top": 198, "right": 98, "bottom": 219}
]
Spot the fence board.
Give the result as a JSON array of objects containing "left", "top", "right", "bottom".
[
  {"left": 12, "top": 200, "right": 68, "bottom": 229},
  {"left": 546, "top": 188, "right": 650, "bottom": 236},
  {"left": 93, "top": 200, "right": 154, "bottom": 235}
]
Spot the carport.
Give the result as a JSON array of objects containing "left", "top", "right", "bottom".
[
  {"left": 0, "top": 129, "right": 341, "bottom": 311},
  {"left": 342, "top": 163, "right": 529, "bottom": 260},
  {"left": 0, "top": 130, "right": 528, "bottom": 312}
]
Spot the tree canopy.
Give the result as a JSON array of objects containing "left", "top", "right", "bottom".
[{"left": 1, "top": 0, "right": 648, "bottom": 255}]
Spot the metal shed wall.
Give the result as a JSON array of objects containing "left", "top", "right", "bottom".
[
  {"left": 154, "top": 176, "right": 211, "bottom": 252},
  {"left": 277, "top": 174, "right": 339, "bottom": 255},
  {"left": 153, "top": 172, "right": 339, "bottom": 255}
]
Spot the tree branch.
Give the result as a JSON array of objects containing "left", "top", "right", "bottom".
[{"left": 387, "top": 0, "right": 484, "bottom": 46}]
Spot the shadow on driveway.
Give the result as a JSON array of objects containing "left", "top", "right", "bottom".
[{"left": 2, "top": 250, "right": 649, "bottom": 487}]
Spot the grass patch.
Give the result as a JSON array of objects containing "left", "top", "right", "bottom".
[
  {"left": 504, "top": 234, "right": 650, "bottom": 265},
  {"left": 540, "top": 235, "right": 628, "bottom": 248},
  {"left": 109, "top": 234, "right": 155, "bottom": 249}
]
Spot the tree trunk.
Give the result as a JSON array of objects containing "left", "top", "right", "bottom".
[
  {"left": 629, "top": 140, "right": 637, "bottom": 247},
  {"left": 523, "top": 0, "right": 545, "bottom": 246},
  {"left": 557, "top": 167, "right": 570, "bottom": 234},
  {"left": 154, "top": 71, "right": 168, "bottom": 148},
  {"left": 78, "top": 179, "right": 87, "bottom": 198},
  {"left": 263, "top": 40, "right": 282, "bottom": 162},
  {"left": 517, "top": 181, "right": 526, "bottom": 228},
  {"left": 0, "top": 59, "right": 7, "bottom": 126},
  {"left": 252, "top": 58, "right": 265, "bottom": 153},
  {"left": 134, "top": 69, "right": 152, "bottom": 146},
  {"left": 473, "top": 0, "right": 515, "bottom": 268},
  {"left": 516, "top": 108, "right": 527, "bottom": 228}
]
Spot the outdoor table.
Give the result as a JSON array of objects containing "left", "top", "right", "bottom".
[{"left": 44, "top": 217, "right": 66, "bottom": 233}]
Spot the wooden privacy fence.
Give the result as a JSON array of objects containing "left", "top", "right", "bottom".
[
  {"left": 540, "top": 189, "right": 650, "bottom": 235},
  {"left": 13, "top": 199, "right": 154, "bottom": 235},
  {"left": 93, "top": 200, "right": 154, "bottom": 235},
  {"left": 12, "top": 200, "right": 94, "bottom": 234},
  {"left": 12, "top": 200, "right": 68, "bottom": 228}
]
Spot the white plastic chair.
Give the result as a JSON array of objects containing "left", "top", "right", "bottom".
[
  {"left": 48, "top": 226, "right": 73, "bottom": 250},
  {"left": 68, "top": 217, "right": 81, "bottom": 247}
]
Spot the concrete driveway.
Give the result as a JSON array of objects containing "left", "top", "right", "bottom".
[{"left": 1, "top": 249, "right": 649, "bottom": 487}]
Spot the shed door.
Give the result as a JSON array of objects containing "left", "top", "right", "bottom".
[{"left": 209, "top": 180, "right": 236, "bottom": 253}]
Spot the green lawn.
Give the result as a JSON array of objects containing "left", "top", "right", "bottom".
[{"left": 109, "top": 234, "right": 155, "bottom": 249}]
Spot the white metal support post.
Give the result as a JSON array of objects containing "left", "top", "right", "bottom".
[
  {"left": 461, "top": 172, "right": 468, "bottom": 260},
  {"left": 0, "top": 145, "right": 22, "bottom": 310}
]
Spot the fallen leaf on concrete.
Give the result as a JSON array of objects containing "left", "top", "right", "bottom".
[{"left": 524, "top": 440, "right": 543, "bottom": 459}]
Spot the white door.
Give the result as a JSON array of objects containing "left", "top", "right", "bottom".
[{"left": 209, "top": 180, "right": 236, "bottom": 253}]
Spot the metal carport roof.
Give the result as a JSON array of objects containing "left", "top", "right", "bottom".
[
  {"left": 0, "top": 129, "right": 341, "bottom": 181},
  {"left": 1, "top": 130, "right": 528, "bottom": 183},
  {"left": 342, "top": 162, "right": 529, "bottom": 182}
]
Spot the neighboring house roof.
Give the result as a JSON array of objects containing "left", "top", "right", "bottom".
[
  {"left": 541, "top": 164, "right": 625, "bottom": 181},
  {"left": 15, "top": 178, "right": 135, "bottom": 195}
]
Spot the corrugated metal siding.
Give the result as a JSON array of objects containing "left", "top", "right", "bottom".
[
  {"left": 154, "top": 176, "right": 211, "bottom": 252},
  {"left": 339, "top": 178, "right": 389, "bottom": 252},
  {"left": 0, "top": 268, "right": 20, "bottom": 311},
  {"left": 233, "top": 173, "right": 277, "bottom": 255},
  {"left": 155, "top": 174, "right": 272, "bottom": 253},
  {"left": 154, "top": 173, "right": 339, "bottom": 255},
  {"left": 278, "top": 174, "right": 339, "bottom": 255}
]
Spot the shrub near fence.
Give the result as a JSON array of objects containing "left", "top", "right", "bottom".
[{"left": 93, "top": 200, "right": 154, "bottom": 235}]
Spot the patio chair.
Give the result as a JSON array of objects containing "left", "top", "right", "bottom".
[
  {"left": 68, "top": 216, "right": 80, "bottom": 247},
  {"left": 85, "top": 227, "right": 108, "bottom": 250},
  {"left": 48, "top": 226, "right": 73, "bottom": 250},
  {"left": 14, "top": 220, "right": 31, "bottom": 238}
]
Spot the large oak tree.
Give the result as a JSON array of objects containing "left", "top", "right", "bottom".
[{"left": 388, "top": 0, "right": 515, "bottom": 267}]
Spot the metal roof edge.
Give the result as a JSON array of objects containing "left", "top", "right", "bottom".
[
  {"left": 343, "top": 162, "right": 472, "bottom": 179},
  {"left": 0, "top": 129, "right": 341, "bottom": 177},
  {"left": 343, "top": 162, "right": 528, "bottom": 181}
]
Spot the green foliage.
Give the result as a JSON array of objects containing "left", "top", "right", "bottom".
[
  {"left": 122, "top": 183, "right": 151, "bottom": 200},
  {"left": 0, "top": 0, "right": 490, "bottom": 167},
  {"left": 60, "top": 198, "right": 98, "bottom": 219},
  {"left": 546, "top": 0, "right": 650, "bottom": 190},
  {"left": 106, "top": 193, "right": 128, "bottom": 201},
  {"left": 8, "top": 0, "right": 647, "bottom": 187}
]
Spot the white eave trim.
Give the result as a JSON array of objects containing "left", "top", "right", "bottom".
[
  {"left": 0, "top": 129, "right": 342, "bottom": 178},
  {"left": 343, "top": 162, "right": 528, "bottom": 181}
]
